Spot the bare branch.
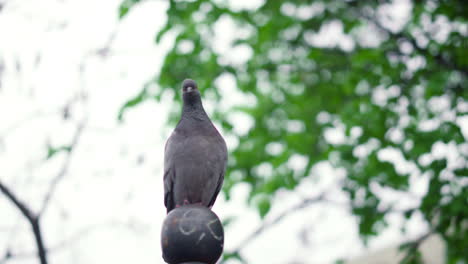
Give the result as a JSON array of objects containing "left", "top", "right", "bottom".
[
  {"left": 0, "top": 13, "right": 118, "bottom": 264},
  {"left": 0, "top": 181, "right": 35, "bottom": 222},
  {"left": 0, "top": 181, "right": 48, "bottom": 264},
  {"left": 31, "top": 220, "right": 47, "bottom": 264},
  {"left": 0, "top": 248, "right": 13, "bottom": 264},
  {"left": 0, "top": 248, "right": 38, "bottom": 264},
  {"left": 39, "top": 120, "right": 86, "bottom": 216},
  {"left": 231, "top": 193, "right": 326, "bottom": 255},
  {"left": 0, "top": 220, "right": 140, "bottom": 264}
]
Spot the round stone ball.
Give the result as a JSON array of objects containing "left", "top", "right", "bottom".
[{"left": 161, "top": 205, "right": 224, "bottom": 264}]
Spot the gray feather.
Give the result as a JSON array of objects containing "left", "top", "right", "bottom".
[{"left": 163, "top": 79, "right": 227, "bottom": 213}]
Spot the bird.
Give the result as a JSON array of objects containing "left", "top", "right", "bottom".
[{"left": 163, "top": 79, "right": 227, "bottom": 214}]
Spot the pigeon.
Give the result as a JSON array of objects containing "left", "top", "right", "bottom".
[{"left": 163, "top": 79, "right": 227, "bottom": 213}]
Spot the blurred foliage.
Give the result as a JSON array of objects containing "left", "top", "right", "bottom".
[{"left": 119, "top": 0, "right": 467, "bottom": 263}]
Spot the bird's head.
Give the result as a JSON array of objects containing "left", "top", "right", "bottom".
[
  {"left": 182, "top": 79, "right": 201, "bottom": 105},
  {"left": 182, "top": 79, "right": 199, "bottom": 94}
]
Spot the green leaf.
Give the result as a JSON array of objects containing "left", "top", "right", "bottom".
[
  {"left": 256, "top": 196, "right": 271, "bottom": 219},
  {"left": 118, "top": 0, "right": 140, "bottom": 19},
  {"left": 223, "top": 251, "right": 245, "bottom": 263},
  {"left": 453, "top": 167, "right": 468, "bottom": 177},
  {"left": 221, "top": 216, "right": 236, "bottom": 227},
  {"left": 117, "top": 87, "right": 148, "bottom": 121},
  {"left": 46, "top": 145, "right": 72, "bottom": 160}
]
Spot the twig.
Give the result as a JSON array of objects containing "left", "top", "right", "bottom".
[
  {"left": 400, "top": 229, "right": 435, "bottom": 264},
  {"left": 0, "top": 248, "right": 38, "bottom": 264},
  {"left": 231, "top": 193, "right": 326, "bottom": 254},
  {"left": 0, "top": 182, "right": 35, "bottom": 222},
  {"left": 38, "top": 120, "right": 86, "bottom": 216},
  {"left": 0, "top": 181, "right": 48, "bottom": 264},
  {"left": 411, "top": 230, "right": 433, "bottom": 250},
  {"left": 0, "top": 220, "right": 140, "bottom": 264},
  {"left": 0, "top": 248, "right": 13, "bottom": 264},
  {"left": 225, "top": 188, "right": 421, "bottom": 261}
]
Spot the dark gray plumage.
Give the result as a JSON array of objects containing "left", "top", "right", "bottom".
[{"left": 163, "top": 79, "right": 227, "bottom": 213}]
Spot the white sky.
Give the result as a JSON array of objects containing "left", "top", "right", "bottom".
[{"left": 0, "top": 0, "right": 457, "bottom": 263}]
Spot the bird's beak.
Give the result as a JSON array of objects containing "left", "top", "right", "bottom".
[{"left": 186, "top": 86, "right": 194, "bottom": 92}]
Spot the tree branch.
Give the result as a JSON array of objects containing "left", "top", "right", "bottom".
[
  {"left": 0, "top": 248, "right": 38, "bottom": 264},
  {"left": 400, "top": 229, "right": 435, "bottom": 264},
  {"left": 0, "top": 220, "right": 134, "bottom": 264},
  {"left": 0, "top": 182, "right": 35, "bottom": 222},
  {"left": 31, "top": 219, "right": 47, "bottom": 264},
  {"left": 223, "top": 187, "right": 421, "bottom": 262},
  {"left": 229, "top": 193, "right": 326, "bottom": 256},
  {"left": 39, "top": 120, "right": 86, "bottom": 216},
  {"left": 0, "top": 14, "right": 116, "bottom": 264},
  {"left": 0, "top": 249, "right": 13, "bottom": 264},
  {"left": 0, "top": 181, "right": 48, "bottom": 264}
]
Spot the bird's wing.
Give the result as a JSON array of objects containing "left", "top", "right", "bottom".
[
  {"left": 163, "top": 132, "right": 179, "bottom": 213},
  {"left": 207, "top": 171, "right": 224, "bottom": 208},
  {"left": 204, "top": 133, "right": 228, "bottom": 207},
  {"left": 163, "top": 168, "right": 174, "bottom": 213},
  {"left": 163, "top": 126, "right": 227, "bottom": 210}
]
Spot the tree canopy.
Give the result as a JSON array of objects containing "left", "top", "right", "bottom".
[{"left": 120, "top": 0, "right": 467, "bottom": 263}]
